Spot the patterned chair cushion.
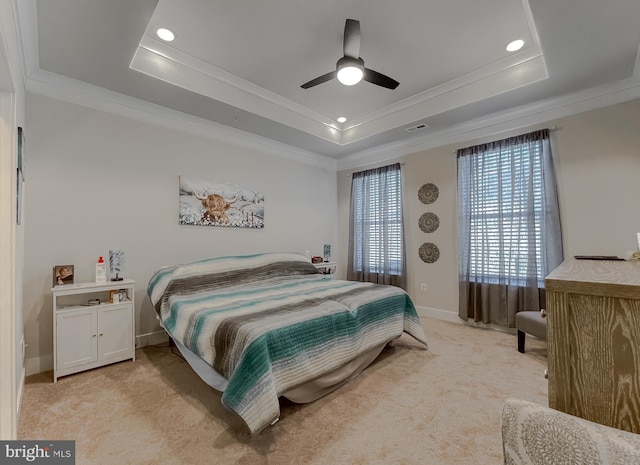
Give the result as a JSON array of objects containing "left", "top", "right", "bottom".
[{"left": 502, "top": 398, "right": 640, "bottom": 464}]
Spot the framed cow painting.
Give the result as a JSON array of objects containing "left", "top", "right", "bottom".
[{"left": 179, "top": 176, "right": 265, "bottom": 228}]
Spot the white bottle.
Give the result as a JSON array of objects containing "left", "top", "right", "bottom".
[{"left": 95, "top": 256, "right": 107, "bottom": 283}]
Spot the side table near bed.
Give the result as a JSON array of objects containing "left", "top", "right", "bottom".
[
  {"left": 52, "top": 279, "right": 136, "bottom": 382},
  {"left": 313, "top": 261, "right": 337, "bottom": 278}
]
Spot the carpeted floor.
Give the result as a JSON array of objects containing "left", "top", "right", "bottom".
[{"left": 18, "top": 317, "right": 547, "bottom": 465}]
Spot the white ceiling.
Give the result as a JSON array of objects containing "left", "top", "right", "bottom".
[{"left": 16, "top": 0, "right": 640, "bottom": 168}]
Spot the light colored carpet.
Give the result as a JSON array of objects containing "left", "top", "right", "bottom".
[{"left": 18, "top": 317, "right": 547, "bottom": 464}]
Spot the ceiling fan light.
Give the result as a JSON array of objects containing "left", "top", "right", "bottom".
[
  {"left": 336, "top": 57, "right": 364, "bottom": 86},
  {"left": 337, "top": 66, "right": 363, "bottom": 86}
]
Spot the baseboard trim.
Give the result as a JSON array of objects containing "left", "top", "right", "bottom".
[
  {"left": 415, "top": 306, "right": 518, "bottom": 334},
  {"left": 17, "top": 366, "right": 25, "bottom": 421},
  {"left": 416, "top": 306, "right": 462, "bottom": 324},
  {"left": 136, "top": 330, "right": 169, "bottom": 348},
  {"left": 26, "top": 330, "right": 170, "bottom": 376},
  {"left": 25, "top": 355, "right": 51, "bottom": 377}
]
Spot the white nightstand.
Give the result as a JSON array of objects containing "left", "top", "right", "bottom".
[
  {"left": 313, "top": 261, "right": 337, "bottom": 278},
  {"left": 52, "top": 279, "right": 136, "bottom": 382}
]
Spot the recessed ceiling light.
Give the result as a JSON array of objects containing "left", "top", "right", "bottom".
[
  {"left": 156, "top": 28, "right": 175, "bottom": 42},
  {"left": 337, "top": 117, "right": 347, "bottom": 123},
  {"left": 506, "top": 39, "right": 524, "bottom": 52}
]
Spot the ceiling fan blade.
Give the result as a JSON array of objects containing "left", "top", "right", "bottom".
[
  {"left": 301, "top": 71, "right": 337, "bottom": 89},
  {"left": 363, "top": 68, "right": 399, "bottom": 89},
  {"left": 343, "top": 19, "right": 361, "bottom": 58}
]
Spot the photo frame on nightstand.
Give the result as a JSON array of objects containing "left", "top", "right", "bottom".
[{"left": 53, "top": 265, "right": 74, "bottom": 286}]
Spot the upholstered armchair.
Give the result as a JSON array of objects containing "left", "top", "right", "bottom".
[{"left": 502, "top": 398, "right": 640, "bottom": 464}]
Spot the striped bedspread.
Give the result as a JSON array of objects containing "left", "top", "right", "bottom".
[{"left": 148, "top": 252, "right": 428, "bottom": 433}]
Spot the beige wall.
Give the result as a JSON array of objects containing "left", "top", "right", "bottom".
[
  {"left": 23, "top": 94, "right": 338, "bottom": 375},
  {"left": 338, "top": 99, "right": 640, "bottom": 320}
]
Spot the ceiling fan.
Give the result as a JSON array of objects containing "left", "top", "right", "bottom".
[{"left": 301, "top": 19, "right": 399, "bottom": 90}]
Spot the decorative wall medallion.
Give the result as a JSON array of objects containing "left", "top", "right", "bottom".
[
  {"left": 419, "top": 242, "right": 440, "bottom": 263},
  {"left": 418, "top": 212, "right": 440, "bottom": 233},
  {"left": 418, "top": 183, "right": 439, "bottom": 204}
]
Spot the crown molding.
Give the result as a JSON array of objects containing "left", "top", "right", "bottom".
[
  {"left": 0, "top": 0, "right": 28, "bottom": 93},
  {"left": 26, "top": 69, "right": 338, "bottom": 171},
  {"left": 132, "top": 36, "right": 547, "bottom": 146},
  {"left": 337, "top": 77, "right": 640, "bottom": 171}
]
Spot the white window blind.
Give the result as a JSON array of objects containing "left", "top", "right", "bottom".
[
  {"left": 352, "top": 165, "right": 404, "bottom": 274},
  {"left": 459, "top": 141, "right": 545, "bottom": 283}
]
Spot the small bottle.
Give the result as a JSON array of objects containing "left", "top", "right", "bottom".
[{"left": 95, "top": 256, "right": 107, "bottom": 283}]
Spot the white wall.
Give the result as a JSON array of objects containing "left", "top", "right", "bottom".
[
  {"left": 23, "top": 94, "right": 338, "bottom": 375},
  {"left": 0, "top": 0, "right": 26, "bottom": 439},
  {"left": 338, "top": 99, "right": 640, "bottom": 321}
]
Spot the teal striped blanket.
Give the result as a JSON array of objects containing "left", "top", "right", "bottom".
[{"left": 148, "top": 252, "right": 428, "bottom": 433}]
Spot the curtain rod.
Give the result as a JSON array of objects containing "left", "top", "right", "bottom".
[
  {"left": 347, "top": 162, "right": 405, "bottom": 176},
  {"left": 451, "top": 126, "right": 559, "bottom": 153}
]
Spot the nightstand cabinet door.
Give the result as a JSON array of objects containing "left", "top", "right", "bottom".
[
  {"left": 98, "top": 305, "right": 134, "bottom": 360},
  {"left": 56, "top": 308, "right": 98, "bottom": 370},
  {"left": 52, "top": 279, "right": 136, "bottom": 382}
]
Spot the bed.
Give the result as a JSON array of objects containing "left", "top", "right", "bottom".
[{"left": 147, "top": 252, "right": 428, "bottom": 433}]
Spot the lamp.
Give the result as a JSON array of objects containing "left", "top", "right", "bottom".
[
  {"left": 336, "top": 57, "right": 364, "bottom": 86},
  {"left": 109, "top": 249, "right": 125, "bottom": 281}
]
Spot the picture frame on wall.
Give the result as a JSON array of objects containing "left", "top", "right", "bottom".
[
  {"left": 18, "top": 127, "right": 24, "bottom": 181},
  {"left": 16, "top": 127, "right": 25, "bottom": 224},
  {"left": 53, "top": 265, "right": 74, "bottom": 286},
  {"left": 179, "top": 176, "right": 265, "bottom": 228}
]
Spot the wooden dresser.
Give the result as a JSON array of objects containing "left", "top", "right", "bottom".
[{"left": 545, "top": 258, "right": 640, "bottom": 433}]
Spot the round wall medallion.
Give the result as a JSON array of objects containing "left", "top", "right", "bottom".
[
  {"left": 418, "top": 212, "right": 440, "bottom": 233},
  {"left": 418, "top": 183, "right": 439, "bottom": 204},
  {"left": 419, "top": 242, "right": 440, "bottom": 263}
]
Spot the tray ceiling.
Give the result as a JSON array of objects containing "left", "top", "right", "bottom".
[{"left": 17, "top": 0, "right": 640, "bottom": 166}]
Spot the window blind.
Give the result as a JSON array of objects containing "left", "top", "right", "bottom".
[
  {"left": 352, "top": 165, "right": 403, "bottom": 274},
  {"left": 458, "top": 140, "right": 545, "bottom": 283}
]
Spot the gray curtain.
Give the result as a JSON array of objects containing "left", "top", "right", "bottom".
[
  {"left": 457, "top": 129, "right": 563, "bottom": 327},
  {"left": 347, "top": 163, "right": 407, "bottom": 289}
]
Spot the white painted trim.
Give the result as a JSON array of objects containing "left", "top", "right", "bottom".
[
  {"left": 25, "top": 354, "right": 50, "bottom": 377},
  {"left": 132, "top": 35, "right": 547, "bottom": 146},
  {"left": 462, "top": 320, "right": 517, "bottom": 335},
  {"left": 345, "top": 47, "right": 545, "bottom": 131},
  {"left": 136, "top": 36, "right": 338, "bottom": 129},
  {"left": 14, "top": 0, "right": 640, "bottom": 170},
  {"left": 136, "top": 330, "right": 169, "bottom": 348},
  {"left": 415, "top": 306, "right": 461, "bottom": 324},
  {"left": 416, "top": 306, "right": 519, "bottom": 336},
  {"left": 24, "top": 48, "right": 640, "bottom": 174},
  {"left": 0, "top": 90, "right": 17, "bottom": 439},
  {"left": 26, "top": 69, "right": 338, "bottom": 171},
  {"left": 337, "top": 77, "right": 640, "bottom": 170},
  {"left": 26, "top": 329, "right": 171, "bottom": 376},
  {"left": 16, "top": 366, "right": 24, "bottom": 420},
  {"left": 14, "top": 0, "right": 37, "bottom": 78}
]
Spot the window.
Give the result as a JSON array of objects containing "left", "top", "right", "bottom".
[
  {"left": 348, "top": 163, "right": 406, "bottom": 288},
  {"left": 457, "top": 129, "right": 563, "bottom": 326},
  {"left": 460, "top": 142, "right": 544, "bottom": 283}
]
